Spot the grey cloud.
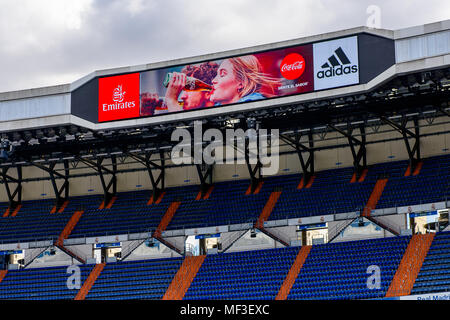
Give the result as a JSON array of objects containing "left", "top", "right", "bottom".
[{"left": 0, "top": 0, "right": 448, "bottom": 92}]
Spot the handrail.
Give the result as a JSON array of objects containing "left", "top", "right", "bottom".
[
  {"left": 120, "top": 228, "right": 154, "bottom": 260},
  {"left": 221, "top": 229, "right": 248, "bottom": 252},
  {"left": 57, "top": 243, "right": 89, "bottom": 263},
  {"left": 328, "top": 218, "right": 356, "bottom": 242},
  {"left": 23, "top": 246, "right": 51, "bottom": 267},
  {"left": 369, "top": 215, "right": 402, "bottom": 235}
]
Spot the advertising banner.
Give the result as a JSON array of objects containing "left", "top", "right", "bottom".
[
  {"left": 98, "top": 73, "right": 140, "bottom": 122},
  {"left": 313, "top": 36, "right": 359, "bottom": 90},
  {"left": 97, "top": 36, "right": 362, "bottom": 122},
  {"left": 138, "top": 44, "right": 314, "bottom": 118}
]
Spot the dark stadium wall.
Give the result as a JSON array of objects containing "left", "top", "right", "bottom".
[
  {"left": 71, "top": 77, "right": 98, "bottom": 123},
  {"left": 358, "top": 33, "right": 396, "bottom": 84}
]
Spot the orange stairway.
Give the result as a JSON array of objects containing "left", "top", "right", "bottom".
[
  {"left": 404, "top": 164, "right": 411, "bottom": 176},
  {"left": 412, "top": 161, "right": 423, "bottom": 176},
  {"left": 57, "top": 210, "right": 84, "bottom": 246},
  {"left": 58, "top": 200, "right": 69, "bottom": 213},
  {"left": 404, "top": 161, "right": 423, "bottom": 177},
  {"left": 385, "top": 233, "right": 435, "bottom": 297},
  {"left": 195, "top": 185, "right": 214, "bottom": 200},
  {"left": 148, "top": 192, "right": 165, "bottom": 205},
  {"left": 51, "top": 200, "right": 69, "bottom": 214},
  {"left": 298, "top": 175, "right": 316, "bottom": 189},
  {"left": 99, "top": 196, "right": 117, "bottom": 209},
  {"left": 203, "top": 185, "right": 214, "bottom": 199},
  {"left": 358, "top": 169, "right": 369, "bottom": 182},
  {"left": 362, "top": 178, "right": 388, "bottom": 217},
  {"left": 3, "top": 205, "right": 23, "bottom": 217},
  {"left": 162, "top": 255, "right": 206, "bottom": 300},
  {"left": 74, "top": 263, "right": 105, "bottom": 300},
  {"left": 153, "top": 202, "right": 181, "bottom": 238},
  {"left": 350, "top": 168, "right": 368, "bottom": 183},
  {"left": 0, "top": 270, "right": 7, "bottom": 283},
  {"left": 276, "top": 246, "right": 311, "bottom": 300},
  {"left": 9, "top": 205, "right": 22, "bottom": 217},
  {"left": 297, "top": 176, "right": 305, "bottom": 189},
  {"left": 2, "top": 208, "right": 10, "bottom": 218},
  {"left": 305, "top": 175, "right": 315, "bottom": 188},
  {"left": 245, "top": 180, "right": 264, "bottom": 195},
  {"left": 105, "top": 196, "right": 117, "bottom": 209},
  {"left": 255, "top": 191, "right": 282, "bottom": 229}
]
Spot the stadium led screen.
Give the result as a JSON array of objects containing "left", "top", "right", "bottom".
[
  {"left": 97, "top": 36, "right": 364, "bottom": 123},
  {"left": 71, "top": 33, "right": 395, "bottom": 125},
  {"left": 98, "top": 45, "right": 315, "bottom": 122},
  {"left": 138, "top": 43, "right": 314, "bottom": 118}
]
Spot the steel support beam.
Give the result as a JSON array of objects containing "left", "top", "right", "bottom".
[
  {"left": 381, "top": 116, "right": 421, "bottom": 171},
  {"left": 79, "top": 156, "right": 117, "bottom": 205},
  {"left": 244, "top": 134, "right": 263, "bottom": 194},
  {"left": 329, "top": 124, "right": 367, "bottom": 180},
  {"left": 32, "top": 160, "right": 70, "bottom": 211},
  {"left": 129, "top": 151, "right": 165, "bottom": 202},
  {"left": 285, "top": 131, "right": 315, "bottom": 185},
  {"left": 0, "top": 166, "right": 22, "bottom": 209},
  {"left": 195, "top": 163, "right": 213, "bottom": 197}
]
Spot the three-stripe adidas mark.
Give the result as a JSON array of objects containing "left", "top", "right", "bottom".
[
  {"left": 317, "top": 46, "right": 358, "bottom": 79},
  {"left": 321, "top": 47, "right": 351, "bottom": 68}
]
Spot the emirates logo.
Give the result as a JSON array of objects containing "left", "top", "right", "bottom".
[{"left": 113, "top": 85, "right": 126, "bottom": 102}]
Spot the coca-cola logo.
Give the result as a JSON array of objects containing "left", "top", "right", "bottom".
[{"left": 280, "top": 53, "right": 305, "bottom": 80}]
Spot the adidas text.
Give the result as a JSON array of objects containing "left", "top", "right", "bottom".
[{"left": 317, "top": 65, "right": 358, "bottom": 79}]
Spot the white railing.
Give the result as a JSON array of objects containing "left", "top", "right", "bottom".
[
  {"left": 24, "top": 246, "right": 50, "bottom": 266},
  {"left": 185, "top": 243, "right": 195, "bottom": 256},
  {"left": 370, "top": 215, "right": 402, "bottom": 235},
  {"left": 262, "top": 227, "right": 291, "bottom": 246},
  {"left": 221, "top": 229, "right": 248, "bottom": 252},
  {"left": 62, "top": 245, "right": 90, "bottom": 263},
  {"left": 328, "top": 219, "right": 355, "bottom": 241},
  {"left": 121, "top": 239, "right": 147, "bottom": 260}
]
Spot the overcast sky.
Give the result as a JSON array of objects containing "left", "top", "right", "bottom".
[{"left": 0, "top": 0, "right": 448, "bottom": 93}]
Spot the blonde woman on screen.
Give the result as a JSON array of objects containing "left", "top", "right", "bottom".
[{"left": 209, "top": 55, "right": 280, "bottom": 105}]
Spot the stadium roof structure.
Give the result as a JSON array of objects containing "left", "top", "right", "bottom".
[{"left": 0, "top": 19, "right": 449, "bottom": 209}]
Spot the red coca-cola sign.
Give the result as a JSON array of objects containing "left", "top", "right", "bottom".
[{"left": 280, "top": 53, "right": 306, "bottom": 80}]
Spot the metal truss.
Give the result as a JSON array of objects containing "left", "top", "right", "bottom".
[
  {"left": 380, "top": 116, "right": 421, "bottom": 172},
  {"left": 0, "top": 166, "right": 22, "bottom": 209},
  {"left": 328, "top": 124, "right": 367, "bottom": 180},
  {"left": 32, "top": 160, "right": 70, "bottom": 211},
  {"left": 79, "top": 155, "right": 117, "bottom": 206},
  {"left": 128, "top": 151, "right": 165, "bottom": 202},
  {"left": 280, "top": 131, "right": 315, "bottom": 186},
  {"left": 195, "top": 163, "right": 213, "bottom": 198}
]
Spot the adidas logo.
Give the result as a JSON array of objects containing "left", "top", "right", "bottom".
[{"left": 317, "top": 47, "right": 358, "bottom": 79}]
